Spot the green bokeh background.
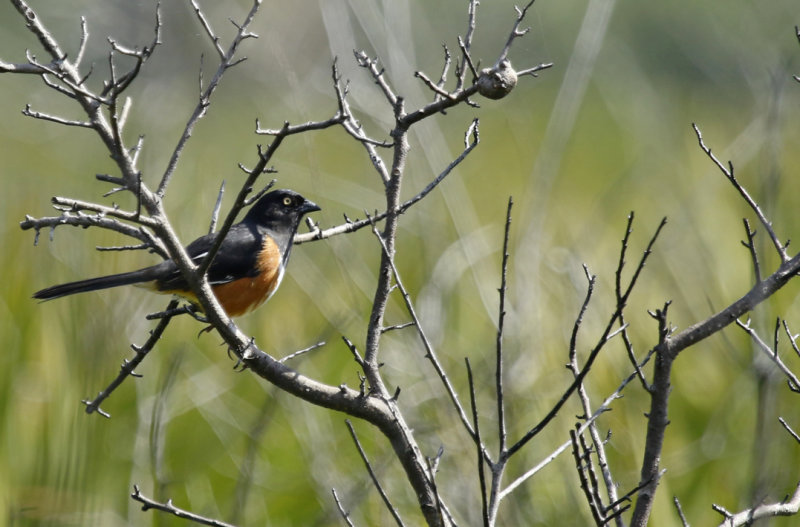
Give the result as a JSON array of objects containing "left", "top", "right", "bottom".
[{"left": 2, "top": 1, "right": 800, "bottom": 525}]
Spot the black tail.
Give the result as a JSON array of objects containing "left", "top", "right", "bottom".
[{"left": 33, "top": 268, "right": 159, "bottom": 300}]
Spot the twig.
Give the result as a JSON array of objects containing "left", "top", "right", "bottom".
[
  {"left": 507, "top": 217, "right": 667, "bottom": 459},
  {"left": 189, "top": 0, "right": 225, "bottom": 58},
  {"left": 381, "top": 322, "right": 415, "bottom": 333},
  {"left": 415, "top": 70, "right": 456, "bottom": 100},
  {"left": 157, "top": 0, "right": 263, "bottom": 197},
  {"left": 21, "top": 104, "right": 92, "bottom": 127},
  {"left": 495, "top": 197, "right": 513, "bottom": 453},
  {"left": 328, "top": 59, "right": 392, "bottom": 184},
  {"left": 131, "top": 484, "right": 237, "bottom": 527},
  {"left": 20, "top": 210, "right": 167, "bottom": 258},
  {"left": 456, "top": 0, "right": 480, "bottom": 89},
  {"left": 50, "top": 196, "right": 159, "bottom": 226},
  {"left": 367, "top": 215, "right": 479, "bottom": 447},
  {"left": 255, "top": 115, "right": 346, "bottom": 136},
  {"left": 741, "top": 218, "right": 761, "bottom": 283},
  {"left": 499, "top": 349, "right": 657, "bottom": 500},
  {"left": 341, "top": 336, "right": 366, "bottom": 369},
  {"left": 435, "top": 44, "right": 452, "bottom": 101},
  {"left": 674, "top": 496, "right": 690, "bottom": 527},
  {"left": 736, "top": 318, "right": 800, "bottom": 392},
  {"left": 345, "top": 420, "right": 405, "bottom": 527},
  {"left": 209, "top": 180, "right": 225, "bottom": 233},
  {"left": 95, "top": 243, "right": 151, "bottom": 252},
  {"left": 570, "top": 428, "right": 604, "bottom": 525},
  {"left": 517, "top": 62, "right": 555, "bottom": 77},
  {"left": 779, "top": 417, "right": 800, "bottom": 444},
  {"left": 782, "top": 319, "right": 800, "bottom": 360},
  {"left": 466, "top": 358, "right": 490, "bottom": 527},
  {"left": 568, "top": 264, "right": 624, "bottom": 525},
  {"left": 692, "top": 123, "right": 788, "bottom": 262},
  {"left": 82, "top": 300, "right": 180, "bottom": 417},
  {"left": 616, "top": 213, "right": 650, "bottom": 390},
  {"left": 278, "top": 341, "right": 326, "bottom": 363},
  {"left": 332, "top": 488, "right": 356, "bottom": 527},
  {"left": 294, "top": 118, "right": 480, "bottom": 245},
  {"left": 497, "top": 0, "right": 537, "bottom": 64},
  {"left": 713, "top": 482, "right": 800, "bottom": 527},
  {"left": 75, "top": 16, "right": 89, "bottom": 68},
  {"left": 353, "top": 51, "right": 398, "bottom": 108}
]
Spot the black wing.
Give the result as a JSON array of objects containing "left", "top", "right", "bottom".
[{"left": 156, "top": 223, "right": 262, "bottom": 292}]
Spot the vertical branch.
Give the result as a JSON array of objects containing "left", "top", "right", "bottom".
[
  {"left": 466, "top": 358, "right": 490, "bottom": 527},
  {"left": 363, "top": 112, "right": 409, "bottom": 393},
  {"left": 630, "top": 303, "right": 673, "bottom": 527},
  {"left": 495, "top": 197, "right": 513, "bottom": 453},
  {"left": 568, "top": 265, "right": 623, "bottom": 525},
  {"left": 570, "top": 428, "right": 604, "bottom": 525}
]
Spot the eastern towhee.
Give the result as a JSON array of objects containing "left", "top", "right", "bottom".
[{"left": 33, "top": 189, "right": 320, "bottom": 317}]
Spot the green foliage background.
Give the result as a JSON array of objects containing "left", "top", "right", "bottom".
[{"left": 2, "top": 1, "right": 800, "bottom": 525}]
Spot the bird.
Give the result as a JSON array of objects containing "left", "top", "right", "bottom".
[{"left": 33, "top": 189, "right": 320, "bottom": 317}]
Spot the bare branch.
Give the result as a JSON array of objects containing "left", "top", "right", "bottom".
[
  {"left": 131, "top": 484, "right": 236, "bottom": 527},
  {"left": 354, "top": 51, "right": 398, "bottom": 108},
  {"left": 367, "top": 214, "right": 478, "bottom": 446},
  {"left": 495, "top": 197, "right": 513, "bottom": 453},
  {"left": 255, "top": 115, "right": 345, "bottom": 136},
  {"left": 189, "top": 0, "right": 225, "bottom": 58},
  {"left": 497, "top": 0, "right": 537, "bottom": 65},
  {"left": 508, "top": 217, "right": 667, "bottom": 459},
  {"left": 465, "top": 358, "right": 490, "bottom": 527},
  {"left": 332, "top": 488, "right": 357, "bottom": 527},
  {"left": 569, "top": 265, "right": 623, "bottom": 525},
  {"left": 673, "top": 496, "right": 690, "bottom": 527},
  {"left": 499, "top": 349, "right": 657, "bottom": 500},
  {"left": 22, "top": 104, "right": 92, "bottom": 127},
  {"left": 517, "top": 62, "right": 555, "bottom": 77},
  {"left": 415, "top": 70, "right": 457, "bottom": 100},
  {"left": 736, "top": 318, "right": 800, "bottom": 391},
  {"left": 570, "top": 428, "right": 604, "bottom": 525},
  {"left": 714, "top": 482, "right": 800, "bottom": 527},
  {"left": 456, "top": 0, "right": 480, "bottom": 89},
  {"left": 278, "top": 341, "right": 327, "bottom": 364},
  {"left": 741, "top": 218, "right": 761, "bottom": 284},
  {"left": 81, "top": 300, "right": 180, "bottom": 417},
  {"left": 779, "top": 417, "right": 800, "bottom": 444},
  {"left": 693, "top": 123, "right": 788, "bottom": 262},
  {"left": 616, "top": 213, "right": 650, "bottom": 390},
  {"left": 74, "top": 16, "right": 89, "bottom": 68},
  {"left": 208, "top": 180, "right": 226, "bottom": 234},
  {"left": 295, "top": 118, "right": 479, "bottom": 245},
  {"left": 157, "top": 0, "right": 263, "bottom": 197},
  {"left": 345, "top": 420, "right": 405, "bottom": 527},
  {"left": 20, "top": 210, "right": 166, "bottom": 257},
  {"left": 50, "top": 196, "right": 159, "bottom": 226},
  {"left": 0, "top": 59, "right": 52, "bottom": 74}
]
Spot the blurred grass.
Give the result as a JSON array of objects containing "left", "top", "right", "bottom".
[{"left": 2, "top": 0, "right": 800, "bottom": 525}]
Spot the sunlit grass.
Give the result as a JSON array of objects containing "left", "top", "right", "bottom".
[{"left": 3, "top": 0, "right": 800, "bottom": 525}]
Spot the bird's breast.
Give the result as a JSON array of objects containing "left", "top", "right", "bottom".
[{"left": 211, "top": 235, "right": 285, "bottom": 317}]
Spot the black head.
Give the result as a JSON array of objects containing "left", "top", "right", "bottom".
[{"left": 243, "top": 189, "right": 320, "bottom": 233}]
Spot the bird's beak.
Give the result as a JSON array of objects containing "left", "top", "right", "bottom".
[{"left": 301, "top": 199, "right": 321, "bottom": 214}]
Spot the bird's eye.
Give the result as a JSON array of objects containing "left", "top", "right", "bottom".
[{"left": 283, "top": 196, "right": 292, "bottom": 206}]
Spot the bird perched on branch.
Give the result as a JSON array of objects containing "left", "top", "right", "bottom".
[{"left": 33, "top": 189, "right": 320, "bottom": 317}]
